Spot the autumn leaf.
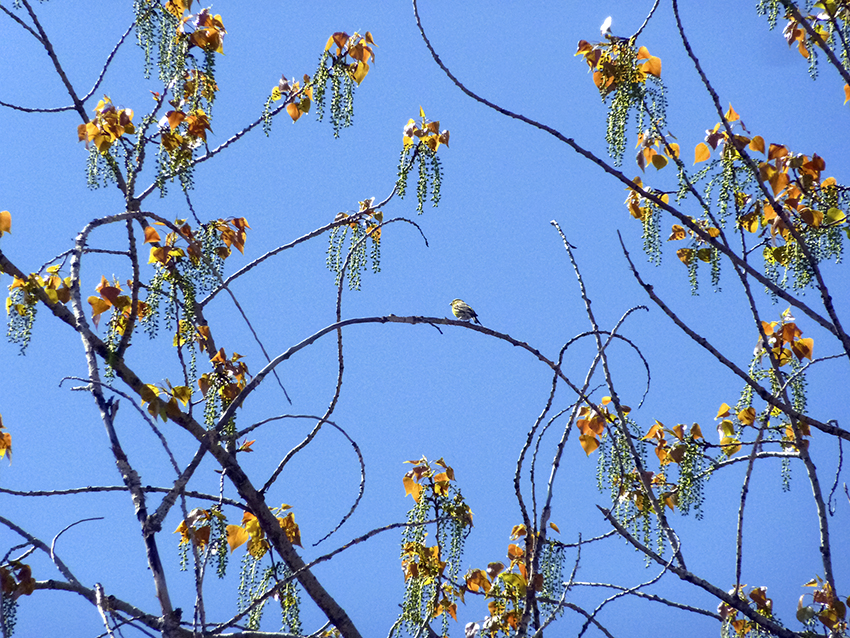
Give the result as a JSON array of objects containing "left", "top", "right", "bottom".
[
  {"left": 0, "top": 210, "right": 10, "bottom": 236},
  {"left": 286, "top": 102, "right": 302, "bottom": 122},
  {"left": 694, "top": 142, "right": 711, "bottom": 164},
  {"left": 226, "top": 524, "right": 250, "bottom": 552},
  {"left": 144, "top": 226, "right": 162, "bottom": 244},
  {"left": 579, "top": 433, "right": 599, "bottom": 456}
]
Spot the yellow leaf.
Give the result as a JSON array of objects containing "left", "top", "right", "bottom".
[
  {"left": 725, "top": 104, "right": 740, "bottom": 122},
  {"left": 694, "top": 142, "right": 711, "bottom": 164},
  {"left": 549, "top": 522, "right": 560, "bottom": 533},
  {"left": 668, "top": 224, "right": 686, "bottom": 241},
  {"left": 768, "top": 170, "right": 789, "bottom": 197},
  {"left": 88, "top": 296, "right": 111, "bottom": 317},
  {"left": 403, "top": 475, "right": 422, "bottom": 502},
  {"left": 0, "top": 210, "right": 10, "bottom": 236},
  {"left": 716, "top": 403, "right": 732, "bottom": 419},
  {"left": 226, "top": 524, "right": 250, "bottom": 553},
  {"left": 499, "top": 573, "right": 527, "bottom": 597},
  {"left": 737, "top": 407, "right": 756, "bottom": 425},
  {"left": 651, "top": 154, "right": 668, "bottom": 170},
  {"left": 826, "top": 208, "right": 846, "bottom": 225},
  {"left": 690, "top": 423, "right": 703, "bottom": 439},
  {"left": 720, "top": 436, "right": 741, "bottom": 457},
  {"left": 844, "top": 84, "right": 850, "bottom": 105}
]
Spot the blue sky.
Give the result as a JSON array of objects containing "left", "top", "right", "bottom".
[{"left": 1, "top": 1, "right": 848, "bottom": 636}]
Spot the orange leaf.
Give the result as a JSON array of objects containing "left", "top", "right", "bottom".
[
  {"left": 642, "top": 55, "right": 662, "bottom": 78},
  {"left": 403, "top": 475, "right": 422, "bottom": 502},
  {"left": 725, "top": 104, "right": 740, "bottom": 122},
  {"left": 579, "top": 433, "right": 599, "bottom": 456},
  {"left": 768, "top": 143, "right": 789, "bottom": 160},
  {"left": 749, "top": 136, "right": 766, "bottom": 154},
  {"left": 768, "top": 170, "right": 789, "bottom": 197},
  {"left": 0, "top": 210, "right": 10, "bottom": 236},
  {"left": 791, "top": 337, "right": 814, "bottom": 361},
  {"left": 694, "top": 142, "right": 711, "bottom": 164},
  {"left": 844, "top": 84, "right": 850, "bottom": 105},
  {"left": 144, "top": 226, "right": 162, "bottom": 244},
  {"left": 286, "top": 103, "right": 302, "bottom": 122}
]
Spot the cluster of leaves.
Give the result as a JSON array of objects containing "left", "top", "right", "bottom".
[
  {"left": 575, "top": 36, "right": 665, "bottom": 166},
  {"left": 312, "top": 31, "right": 376, "bottom": 137},
  {"left": 797, "top": 575, "right": 849, "bottom": 635},
  {"left": 718, "top": 585, "right": 777, "bottom": 638},
  {"left": 264, "top": 31, "right": 376, "bottom": 137},
  {"left": 397, "top": 107, "right": 449, "bottom": 214},
  {"left": 618, "top": 93, "right": 849, "bottom": 294},
  {"left": 174, "top": 506, "right": 228, "bottom": 570},
  {"left": 77, "top": 96, "right": 136, "bottom": 154},
  {"left": 6, "top": 265, "right": 71, "bottom": 354},
  {"left": 0, "top": 559, "right": 34, "bottom": 636},
  {"left": 396, "top": 457, "right": 472, "bottom": 637},
  {"left": 135, "top": 2, "right": 226, "bottom": 192},
  {"left": 229, "top": 507, "right": 302, "bottom": 632},
  {"left": 759, "top": 0, "right": 850, "bottom": 90},
  {"left": 173, "top": 504, "right": 303, "bottom": 632},
  {"left": 327, "top": 197, "right": 384, "bottom": 290},
  {"left": 464, "top": 523, "right": 564, "bottom": 637}
]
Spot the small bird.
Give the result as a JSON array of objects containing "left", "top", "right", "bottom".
[{"left": 450, "top": 299, "right": 481, "bottom": 325}]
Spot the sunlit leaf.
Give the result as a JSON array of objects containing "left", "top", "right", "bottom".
[
  {"left": 668, "top": 225, "right": 686, "bottom": 241},
  {"left": 226, "top": 524, "right": 250, "bottom": 552},
  {"left": 144, "top": 226, "right": 162, "bottom": 244},
  {"left": 0, "top": 210, "right": 10, "bottom": 236},
  {"left": 720, "top": 436, "right": 741, "bottom": 456},
  {"left": 676, "top": 248, "right": 694, "bottom": 264},
  {"left": 694, "top": 142, "right": 711, "bottom": 164},
  {"left": 791, "top": 337, "right": 814, "bottom": 360},
  {"left": 725, "top": 104, "right": 740, "bottom": 122},
  {"left": 579, "top": 433, "right": 599, "bottom": 456},
  {"left": 749, "top": 136, "right": 766, "bottom": 154},
  {"left": 285, "top": 102, "right": 302, "bottom": 122}
]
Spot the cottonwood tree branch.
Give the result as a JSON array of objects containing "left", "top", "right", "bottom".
[
  {"left": 411, "top": 0, "right": 846, "bottom": 345},
  {"left": 617, "top": 233, "right": 849, "bottom": 443},
  {"left": 671, "top": 0, "right": 850, "bottom": 363},
  {"left": 778, "top": 0, "right": 850, "bottom": 89},
  {"left": 597, "top": 506, "right": 801, "bottom": 638}
]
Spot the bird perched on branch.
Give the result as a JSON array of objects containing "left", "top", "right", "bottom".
[{"left": 450, "top": 299, "right": 481, "bottom": 325}]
